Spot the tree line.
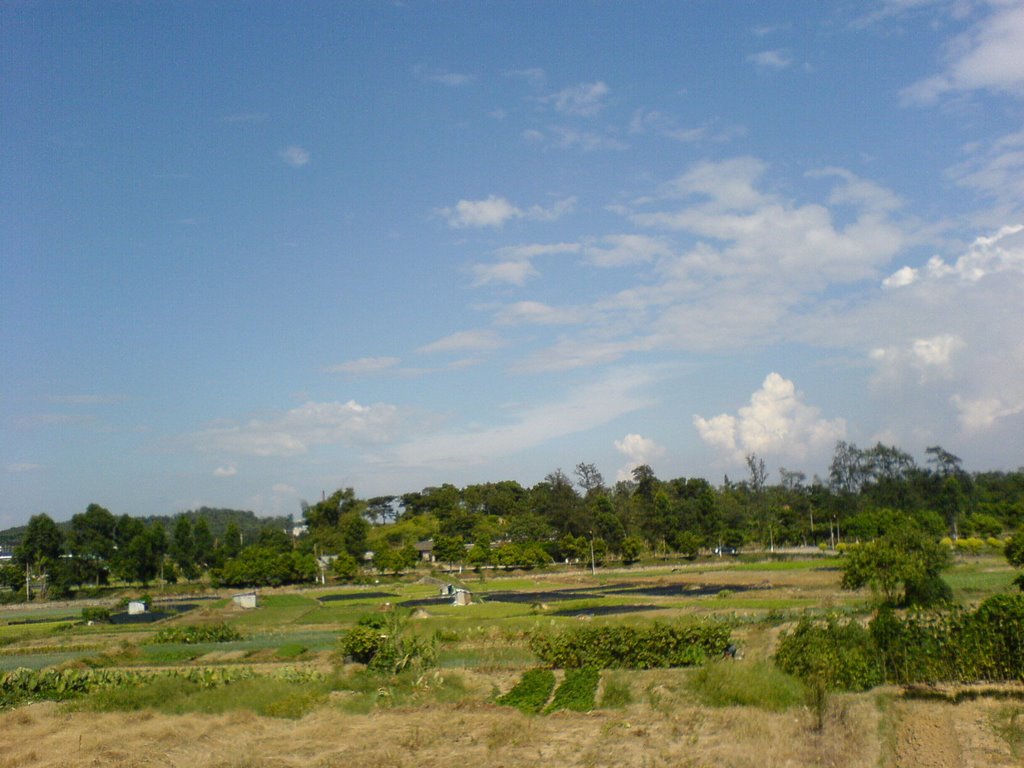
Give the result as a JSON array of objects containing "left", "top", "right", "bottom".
[{"left": 3, "top": 442, "right": 1023, "bottom": 598}]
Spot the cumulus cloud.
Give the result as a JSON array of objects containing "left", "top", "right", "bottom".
[
  {"left": 951, "top": 394, "right": 1024, "bottom": 431},
  {"left": 614, "top": 433, "right": 666, "bottom": 481},
  {"left": 901, "top": 3, "right": 1024, "bottom": 104},
  {"left": 417, "top": 329, "right": 504, "bottom": 354},
  {"left": 439, "top": 195, "right": 575, "bottom": 228},
  {"left": 694, "top": 373, "right": 846, "bottom": 464},
  {"left": 213, "top": 465, "right": 237, "bottom": 477},
  {"left": 870, "top": 334, "right": 965, "bottom": 383},
  {"left": 279, "top": 146, "right": 310, "bottom": 167},
  {"left": 324, "top": 357, "right": 401, "bottom": 376},
  {"left": 194, "top": 400, "right": 400, "bottom": 457},
  {"left": 885, "top": 225, "right": 1024, "bottom": 285}
]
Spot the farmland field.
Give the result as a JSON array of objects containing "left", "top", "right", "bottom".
[{"left": 2, "top": 555, "right": 1022, "bottom": 768}]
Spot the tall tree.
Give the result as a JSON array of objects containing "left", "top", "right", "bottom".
[{"left": 14, "top": 513, "right": 64, "bottom": 597}]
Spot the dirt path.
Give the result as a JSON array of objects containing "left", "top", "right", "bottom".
[{"left": 891, "top": 698, "right": 1019, "bottom": 768}]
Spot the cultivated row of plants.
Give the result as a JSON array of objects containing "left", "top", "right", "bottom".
[
  {"left": 496, "top": 667, "right": 601, "bottom": 714},
  {"left": 775, "top": 593, "right": 1024, "bottom": 692},
  {"left": 0, "top": 665, "right": 324, "bottom": 709},
  {"left": 528, "top": 620, "right": 731, "bottom": 669}
]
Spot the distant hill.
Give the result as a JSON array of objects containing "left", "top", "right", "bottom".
[{"left": 0, "top": 507, "right": 294, "bottom": 551}]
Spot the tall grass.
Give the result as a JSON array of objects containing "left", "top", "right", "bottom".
[{"left": 686, "top": 660, "right": 806, "bottom": 711}]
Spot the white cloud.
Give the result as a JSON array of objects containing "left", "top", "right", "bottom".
[
  {"left": 279, "top": 146, "right": 310, "bottom": 167},
  {"left": 951, "top": 394, "right": 1024, "bottom": 431},
  {"left": 213, "top": 465, "right": 237, "bottom": 477},
  {"left": 614, "top": 433, "right": 666, "bottom": 481},
  {"left": 694, "top": 373, "right": 846, "bottom": 464},
  {"left": 583, "top": 234, "right": 674, "bottom": 268},
  {"left": 195, "top": 400, "right": 401, "bottom": 457},
  {"left": 525, "top": 126, "right": 628, "bottom": 151},
  {"left": 324, "top": 357, "right": 401, "bottom": 376},
  {"left": 393, "top": 367, "right": 657, "bottom": 468},
  {"left": 6, "top": 463, "right": 41, "bottom": 473},
  {"left": 471, "top": 260, "right": 540, "bottom": 287},
  {"left": 882, "top": 265, "right": 919, "bottom": 288},
  {"left": 949, "top": 129, "right": 1024, "bottom": 217},
  {"left": 551, "top": 81, "right": 610, "bottom": 116},
  {"left": 413, "top": 65, "right": 475, "bottom": 86},
  {"left": 870, "top": 334, "right": 965, "bottom": 383},
  {"left": 747, "top": 49, "right": 793, "bottom": 70},
  {"left": 902, "top": 3, "right": 1024, "bottom": 103},
  {"left": 494, "top": 301, "right": 584, "bottom": 326},
  {"left": 439, "top": 195, "right": 575, "bottom": 228},
  {"left": 272, "top": 483, "right": 299, "bottom": 496},
  {"left": 418, "top": 329, "right": 504, "bottom": 354}
]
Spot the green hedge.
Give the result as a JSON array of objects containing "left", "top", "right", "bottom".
[
  {"left": 529, "top": 620, "right": 730, "bottom": 669},
  {"left": 496, "top": 667, "right": 556, "bottom": 714}
]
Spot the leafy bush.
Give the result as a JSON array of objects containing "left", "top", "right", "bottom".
[
  {"left": 149, "top": 623, "right": 242, "bottom": 645},
  {"left": 495, "top": 667, "right": 556, "bottom": 714},
  {"left": 545, "top": 667, "right": 599, "bottom": 713},
  {"left": 81, "top": 607, "right": 111, "bottom": 623},
  {"left": 338, "top": 611, "right": 436, "bottom": 673},
  {"left": 775, "top": 616, "right": 883, "bottom": 692},
  {"left": 529, "top": 620, "right": 730, "bottom": 669}
]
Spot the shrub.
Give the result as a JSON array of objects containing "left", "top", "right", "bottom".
[
  {"left": 545, "top": 667, "right": 599, "bottom": 713},
  {"left": 529, "top": 620, "right": 730, "bottom": 669},
  {"left": 81, "top": 607, "right": 112, "bottom": 623},
  {"left": 496, "top": 668, "right": 556, "bottom": 714},
  {"left": 775, "top": 616, "right": 883, "bottom": 692},
  {"left": 339, "top": 611, "right": 436, "bottom": 673}
]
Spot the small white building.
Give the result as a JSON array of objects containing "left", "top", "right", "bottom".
[
  {"left": 128, "top": 600, "right": 147, "bottom": 615},
  {"left": 232, "top": 592, "right": 257, "bottom": 609}
]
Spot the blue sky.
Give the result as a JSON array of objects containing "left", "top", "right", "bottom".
[{"left": 3, "top": 1, "right": 1023, "bottom": 528}]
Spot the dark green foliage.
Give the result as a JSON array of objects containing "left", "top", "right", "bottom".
[
  {"left": 871, "top": 594, "right": 1024, "bottom": 684},
  {"left": 216, "top": 546, "right": 317, "bottom": 587},
  {"left": 841, "top": 522, "right": 952, "bottom": 607},
  {"left": 496, "top": 667, "right": 556, "bottom": 714},
  {"left": 150, "top": 623, "right": 242, "bottom": 644},
  {"left": 81, "top": 606, "right": 111, "bottom": 623},
  {"left": 775, "top": 616, "right": 883, "bottom": 692},
  {"left": 339, "top": 626, "right": 383, "bottom": 664},
  {"left": 338, "top": 611, "right": 436, "bottom": 673},
  {"left": 545, "top": 667, "right": 599, "bottom": 713},
  {"left": 529, "top": 620, "right": 730, "bottom": 669}
]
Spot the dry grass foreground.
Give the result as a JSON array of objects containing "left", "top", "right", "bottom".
[{"left": 2, "top": 690, "right": 1018, "bottom": 768}]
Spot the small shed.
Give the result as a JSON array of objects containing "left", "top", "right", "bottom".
[
  {"left": 452, "top": 588, "right": 472, "bottom": 606},
  {"left": 232, "top": 592, "right": 257, "bottom": 609},
  {"left": 127, "top": 600, "right": 147, "bottom": 615},
  {"left": 414, "top": 540, "right": 435, "bottom": 562}
]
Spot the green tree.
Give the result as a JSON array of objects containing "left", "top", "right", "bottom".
[
  {"left": 67, "top": 503, "right": 116, "bottom": 586},
  {"left": 620, "top": 536, "right": 644, "bottom": 565},
  {"left": 840, "top": 524, "right": 953, "bottom": 607},
  {"left": 14, "top": 513, "right": 64, "bottom": 595},
  {"left": 1006, "top": 533, "right": 1024, "bottom": 591},
  {"left": 171, "top": 516, "right": 197, "bottom": 579},
  {"left": 433, "top": 535, "right": 465, "bottom": 567}
]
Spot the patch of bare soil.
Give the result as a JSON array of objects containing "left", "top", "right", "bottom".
[{"left": 891, "top": 698, "right": 1019, "bottom": 768}]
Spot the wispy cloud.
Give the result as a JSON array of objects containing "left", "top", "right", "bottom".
[
  {"left": 747, "top": 49, "right": 793, "bottom": 70},
  {"left": 392, "top": 366, "right": 657, "bottom": 468},
  {"left": 44, "top": 394, "right": 127, "bottom": 405},
  {"left": 417, "top": 330, "right": 504, "bottom": 354},
  {"left": 194, "top": 400, "right": 401, "bottom": 457},
  {"left": 6, "top": 463, "right": 41, "bottom": 473},
  {"left": 213, "top": 465, "right": 238, "bottom": 477},
  {"left": 413, "top": 64, "right": 475, "bottom": 86},
  {"left": 901, "top": 3, "right": 1024, "bottom": 104},
  {"left": 324, "top": 357, "right": 402, "bottom": 376},
  {"left": 279, "top": 146, "right": 310, "bottom": 167},
  {"left": 438, "top": 195, "right": 575, "bottom": 228},
  {"left": 550, "top": 81, "right": 611, "bottom": 116}
]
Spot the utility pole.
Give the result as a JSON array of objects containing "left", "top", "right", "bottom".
[{"left": 589, "top": 531, "right": 596, "bottom": 576}]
